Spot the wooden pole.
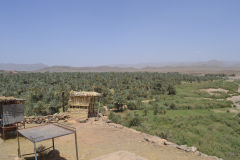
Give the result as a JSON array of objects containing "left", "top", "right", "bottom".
[
  {"left": 2, "top": 126, "right": 5, "bottom": 140},
  {"left": 52, "top": 138, "right": 55, "bottom": 150},
  {"left": 62, "top": 92, "right": 65, "bottom": 112},
  {"left": 74, "top": 131, "right": 79, "bottom": 160},
  {"left": 17, "top": 131, "right": 21, "bottom": 158}
]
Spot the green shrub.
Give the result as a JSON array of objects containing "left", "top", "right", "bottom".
[
  {"left": 153, "top": 106, "right": 158, "bottom": 115},
  {"left": 143, "top": 107, "right": 148, "bottom": 116},
  {"left": 36, "top": 145, "right": 49, "bottom": 159},
  {"left": 170, "top": 103, "right": 176, "bottom": 110},
  {"left": 167, "top": 84, "right": 176, "bottom": 95},
  {"left": 108, "top": 111, "right": 121, "bottom": 124},
  {"left": 237, "top": 113, "right": 240, "bottom": 118},
  {"left": 156, "top": 131, "right": 169, "bottom": 139},
  {"left": 131, "top": 113, "right": 142, "bottom": 127},
  {"left": 159, "top": 106, "right": 167, "bottom": 114},
  {"left": 127, "top": 102, "right": 137, "bottom": 110}
]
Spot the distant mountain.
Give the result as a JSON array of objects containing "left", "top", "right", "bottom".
[
  {"left": 1, "top": 60, "right": 240, "bottom": 74},
  {"left": 0, "top": 63, "right": 48, "bottom": 71},
  {"left": 37, "top": 60, "right": 240, "bottom": 74},
  {"left": 36, "top": 65, "right": 139, "bottom": 72}
]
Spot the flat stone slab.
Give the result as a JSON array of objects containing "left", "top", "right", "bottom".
[{"left": 91, "top": 151, "right": 148, "bottom": 160}]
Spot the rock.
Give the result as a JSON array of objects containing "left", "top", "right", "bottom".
[
  {"left": 195, "top": 151, "right": 201, "bottom": 156},
  {"left": 50, "top": 120, "right": 58, "bottom": 123},
  {"left": 176, "top": 145, "right": 197, "bottom": 152},
  {"left": 58, "top": 120, "right": 64, "bottom": 123},
  {"left": 24, "top": 113, "right": 71, "bottom": 124},
  {"left": 144, "top": 137, "right": 151, "bottom": 143},
  {"left": 79, "top": 119, "right": 87, "bottom": 123},
  {"left": 106, "top": 120, "right": 112, "bottom": 123},
  {"left": 164, "top": 141, "right": 174, "bottom": 145},
  {"left": 200, "top": 153, "right": 209, "bottom": 158},
  {"left": 190, "top": 146, "right": 197, "bottom": 152},
  {"left": 98, "top": 113, "right": 103, "bottom": 117},
  {"left": 177, "top": 145, "right": 192, "bottom": 152}
]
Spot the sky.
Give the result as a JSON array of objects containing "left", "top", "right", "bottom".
[{"left": 0, "top": 0, "right": 239, "bottom": 66}]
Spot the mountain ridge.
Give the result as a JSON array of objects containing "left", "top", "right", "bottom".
[{"left": 1, "top": 60, "right": 240, "bottom": 74}]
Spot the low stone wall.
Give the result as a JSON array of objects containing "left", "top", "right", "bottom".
[{"left": 24, "top": 113, "right": 70, "bottom": 124}]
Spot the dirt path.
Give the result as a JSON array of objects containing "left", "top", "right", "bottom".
[
  {"left": 227, "top": 83, "right": 240, "bottom": 109},
  {"left": 0, "top": 118, "right": 220, "bottom": 160}
]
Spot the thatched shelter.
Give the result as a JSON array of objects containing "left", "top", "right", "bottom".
[
  {"left": 68, "top": 91, "right": 101, "bottom": 117},
  {"left": 0, "top": 96, "right": 25, "bottom": 139}
]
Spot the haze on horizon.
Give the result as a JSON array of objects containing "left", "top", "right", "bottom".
[{"left": 0, "top": 0, "right": 239, "bottom": 67}]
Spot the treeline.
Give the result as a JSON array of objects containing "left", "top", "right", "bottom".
[{"left": 0, "top": 72, "right": 221, "bottom": 115}]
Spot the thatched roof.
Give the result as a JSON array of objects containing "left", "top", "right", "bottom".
[
  {"left": 70, "top": 90, "right": 101, "bottom": 97},
  {"left": 0, "top": 96, "right": 25, "bottom": 103}
]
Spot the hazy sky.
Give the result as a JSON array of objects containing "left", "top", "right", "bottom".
[{"left": 0, "top": 0, "right": 239, "bottom": 66}]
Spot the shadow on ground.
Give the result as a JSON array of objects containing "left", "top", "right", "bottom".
[{"left": 24, "top": 150, "right": 67, "bottom": 160}]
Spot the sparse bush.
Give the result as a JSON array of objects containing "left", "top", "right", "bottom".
[
  {"left": 127, "top": 112, "right": 142, "bottom": 127},
  {"left": 36, "top": 145, "right": 49, "bottom": 159},
  {"left": 143, "top": 107, "right": 148, "bottom": 116},
  {"left": 237, "top": 113, "right": 240, "bottom": 118},
  {"left": 127, "top": 102, "right": 137, "bottom": 110},
  {"left": 170, "top": 103, "right": 176, "bottom": 110},
  {"left": 167, "top": 84, "right": 176, "bottom": 95},
  {"left": 153, "top": 106, "right": 158, "bottom": 115},
  {"left": 108, "top": 111, "right": 121, "bottom": 124},
  {"left": 156, "top": 131, "right": 169, "bottom": 139},
  {"left": 159, "top": 106, "right": 167, "bottom": 114}
]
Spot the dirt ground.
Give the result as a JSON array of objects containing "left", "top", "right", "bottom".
[
  {"left": 0, "top": 116, "right": 219, "bottom": 160},
  {"left": 200, "top": 88, "right": 229, "bottom": 95}
]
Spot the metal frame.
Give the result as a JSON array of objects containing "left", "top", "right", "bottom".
[
  {"left": 0, "top": 99, "right": 25, "bottom": 139},
  {"left": 17, "top": 123, "right": 79, "bottom": 160},
  {"left": 0, "top": 121, "right": 25, "bottom": 139}
]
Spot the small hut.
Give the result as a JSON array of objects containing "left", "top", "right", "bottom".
[
  {"left": 0, "top": 96, "right": 25, "bottom": 139},
  {"left": 68, "top": 90, "right": 101, "bottom": 117}
]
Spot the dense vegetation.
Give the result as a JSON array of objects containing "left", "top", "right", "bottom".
[
  {"left": 0, "top": 72, "right": 220, "bottom": 115},
  {"left": 109, "top": 79, "right": 240, "bottom": 160},
  {"left": 0, "top": 71, "right": 239, "bottom": 160}
]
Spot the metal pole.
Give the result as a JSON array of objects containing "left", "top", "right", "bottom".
[
  {"left": 74, "top": 131, "right": 79, "bottom": 160},
  {"left": 52, "top": 138, "right": 55, "bottom": 150},
  {"left": 34, "top": 142, "right": 38, "bottom": 160},
  {"left": 17, "top": 131, "right": 21, "bottom": 158}
]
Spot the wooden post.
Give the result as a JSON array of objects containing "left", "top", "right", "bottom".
[
  {"left": 62, "top": 92, "right": 65, "bottom": 112},
  {"left": 74, "top": 131, "right": 79, "bottom": 160},
  {"left": 2, "top": 126, "right": 5, "bottom": 140},
  {"left": 52, "top": 138, "right": 55, "bottom": 150},
  {"left": 17, "top": 131, "right": 21, "bottom": 158}
]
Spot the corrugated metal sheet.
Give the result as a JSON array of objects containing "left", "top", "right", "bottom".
[
  {"left": 1, "top": 104, "right": 24, "bottom": 125},
  {"left": 18, "top": 124, "right": 74, "bottom": 142}
]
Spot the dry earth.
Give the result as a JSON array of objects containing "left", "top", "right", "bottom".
[
  {"left": 200, "top": 88, "right": 229, "bottom": 95},
  {"left": 227, "top": 83, "right": 240, "bottom": 109},
  {"left": 0, "top": 116, "right": 220, "bottom": 160},
  {"left": 228, "top": 96, "right": 240, "bottom": 109}
]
